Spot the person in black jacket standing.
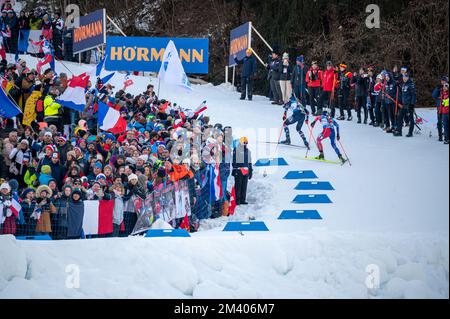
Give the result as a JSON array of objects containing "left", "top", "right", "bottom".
[
  {"left": 232, "top": 137, "right": 252, "bottom": 206},
  {"left": 351, "top": 68, "right": 369, "bottom": 124},
  {"left": 234, "top": 49, "right": 257, "bottom": 101},
  {"left": 291, "top": 55, "right": 308, "bottom": 106},
  {"left": 266, "top": 50, "right": 283, "bottom": 105},
  {"left": 394, "top": 73, "right": 417, "bottom": 137}
]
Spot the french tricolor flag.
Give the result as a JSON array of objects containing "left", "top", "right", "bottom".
[
  {"left": 11, "top": 192, "right": 25, "bottom": 224},
  {"left": 82, "top": 200, "right": 114, "bottom": 236},
  {"left": 98, "top": 101, "right": 128, "bottom": 135},
  {"left": 56, "top": 73, "right": 90, "bottom": 112},
  {"left": 210, "top": 163, "right": 223, "bottom": 201}
]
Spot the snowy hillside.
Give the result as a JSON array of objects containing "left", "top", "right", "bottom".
[{"left": 1, "top": 55, "right": 449, "bottom": 299}]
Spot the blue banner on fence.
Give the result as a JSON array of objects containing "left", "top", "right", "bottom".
[
  {"left": 229, "top": 22, "right": 251, "bottom": 66},
  {"left": 73, "top": 9, "right": 106, "bottom": 54},
  {"left": 105, "top": 36, "right": 209, "bottom": 74}
]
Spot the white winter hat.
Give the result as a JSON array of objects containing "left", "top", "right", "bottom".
[
  {"left": 138, "top": 155, "right": 148, "bottom": 162},
  {"left": 0, "top": 183, "right": 11, "bottom": 191},
  {"left": 128, "top": 174, "right": 138, "bottom": 182}
]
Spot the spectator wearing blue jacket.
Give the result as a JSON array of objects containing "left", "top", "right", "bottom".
[
  {"left": 394, "top": 73, "right": 417, "bottom": 137},
  {"left": 234, "top": 49, "right": 257, "bottom": 101}
]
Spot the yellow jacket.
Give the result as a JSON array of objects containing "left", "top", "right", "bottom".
[
  {"left": 44, "top": 95, "right": 61, "bottom": 117},
  {"left": 23, "top": 90, "right": 42, "bottom": 126}
]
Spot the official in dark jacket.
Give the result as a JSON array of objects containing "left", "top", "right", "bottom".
[
  {"left": 394, "top": 74, "right": 417, "bottom": 137},
  {"left": 291, "top": 56, "right": 308, "bottom": 106},
  {"left": 234, "top": 49, "right": 257, "bottom": 101},
  {"left": 267, "top": 51, "right": 283, "bottom": 105},
  {"left": 351, "top": 68, "right": 370, "bottom": 123},
  {"left": 232, "top": 137, "right": 253, "bottom": 205}
]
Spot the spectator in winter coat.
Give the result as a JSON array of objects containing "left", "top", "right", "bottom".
[
  {"left": 336, "top": 63, "right": 353, "bottom": 120},
  {"left": 306, "top": 61, "right": 323, "bottom": 115},
  {"left": 266, "top": 50, "right": 283, "bottom": 105},
  {"left": 52, "top": 13, "right": 64, "bottom": 59},
  {"left": 28, "top": 12, "right": 42, "bottom": 30},
  {"left": 122, "top": 173, "right": 144, "bottom": 236},
  {"left": 351, "top": 68, "right": 369, "bottom": 124},
  {"left": 319, "top": 61, "right": 338, "bottom": 117},
  {"left": 111, "top": 183, "right": 125, "bottom": 237},
  {"left": 24, "top": 157, "right": 39, "bottom": 189},
  {"left": 49, "top": 152, "right": 66, "bottom": 190},
  {"left": 9, "top": 139, "right": 32, "bottom": 188},
  {"left": 43, "top": 87, "right": 63, "bottom": 131},
  {"left": 394, "top": 74, "right": 417, "bottom": 137},
  {"left": 19, "top": 188, "right": 37, "bottom": 236},
  {"left": 38, "top": 164, "right": 53, "bottom": 186},
  {"left": 232, "top": 137, "right": 252, "bottom": 206},
  {"left": 291, "top": 55, "right": 308, "bottom": 106},
  {"left": 34, "top": 184, "right": 57, "bottom": 234},
  {"left": 279, "top": 52, "right": 293, "bottom": 104},
  {"left": 0, "top": 182, "right": 15, "bottom": 235},
  {"left": 383, "top": 73, "right": 398, "bottom": 133},
  {"left": 67, "top": 189, "right": 84, "bottom": 239},
  {"left": 439, "top": 82, "right": 449, "bottom": 144},
  {"left": 2, "top": 130, "right": 18, "bottom": 167},
  {"left": 234, "top": 49, "right": 257, "bottom": 101},
  {"left": 6, "top": 10, "right": 18, "bottom": 54},
  {"left": 13, "top": 69, "right": 36, "bottom": 111},
  {"left": 433, "top": 76, "right": 449, "bottom": 142},
  {"left": 52, "top": 185, "right": 72, "bottom": 239}
]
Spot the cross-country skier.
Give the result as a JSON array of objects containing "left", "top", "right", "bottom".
[
  {"left": 280, "top": 96, "right": 310, "bottom": 149},
  {"left": 310, "top": 110, "right": 347, "bottom": 164},
  {"left": 29, "top": 35, "right": 55, "bottom": 74}
]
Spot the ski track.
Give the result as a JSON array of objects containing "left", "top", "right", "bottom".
[{"left": 0, "top": 54, "right": 448, "bottom": 299}]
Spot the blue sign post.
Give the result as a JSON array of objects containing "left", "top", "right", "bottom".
[
  {"left": 72, "top": 9, "right": 106, "bottom": 54},
  {"left": 229, "top": 22, "right": 252, "bottom": 66},
  {"left": 105, "top": 37, "right": 209, "bottom": 74}
]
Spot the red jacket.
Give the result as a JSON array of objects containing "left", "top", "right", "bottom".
[
  {"left": 306, "top": 69, "right": 322, "bottom": 88},
  {"left": 322, "top": 69, "right": 337, "bottom": 92},
  {"left": 439, "top": 91, "right": 449, "bottom": 115}
]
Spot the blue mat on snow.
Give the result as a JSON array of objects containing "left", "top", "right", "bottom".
[
  {"left": 145, "top": 229, "right": 191, "bottom": 238},
  {"left": 283, "top": 170, "right": 318, "bottom": 179},
  {"left": 16, "top": 235, "right": 52, "bottom": 241},
  {"left": 255, "top": 157, "right": 288, "bottom": 167},
  {"left": 295, "top": 181, "right": 335, "bottom": 191},
  {"left": 278, "top": 210, "right": 322, "bottom": 220},
  {"left": 292, "top": 194, "right": 333, "bottom": 204},
  {"left": 223, "top": 221, "right": 269, "bottom": 232}
]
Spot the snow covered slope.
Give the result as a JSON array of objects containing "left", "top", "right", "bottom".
[{"left": 1, "top": 54, "right": 448, "bottom": 298}]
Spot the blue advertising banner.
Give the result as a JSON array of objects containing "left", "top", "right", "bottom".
[
  {"left": 105, "top": 37, "right": 209, "bottom": 74},
  {"left": 229, "top": 22, "right": 251, "bottom": 66},
  {"left": 73, "top": 9, "right": 106, "bottom": 54}
]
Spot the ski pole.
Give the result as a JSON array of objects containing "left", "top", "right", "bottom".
[
  {"left": 305, "top": 122, "right": 318, "bottom": 158},
  {"left": 275, "top": 113, "right": 288, "bottom": 153},
  {"left": 338, "top": 139, "right": 352, "bottom": 166}
]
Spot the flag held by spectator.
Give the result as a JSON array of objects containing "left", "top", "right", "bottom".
[
  {"left": 210, "top": 164, "right": 223, "bottom": 202},
  {"left": 56, "top": 73, "right": 90, "bottom": 112},
  {"left": 179, "top": 214, "right": 190, "bottom": 232},
  {"left": 0, "top": 86, "right": 22, "bottom": 119},
  {"left": 158, "top": 40, "right": 192, "bottom": 91},
  {"left": 123, "top": 72, "right": 134, "bottom": 89},
  {"left": 229, "top": 187, "right": 237, "bottom": 216},
  {"left": 82, "top": 200, "right": 114, "bottom": 236},
  {"left": 11, "top": 192, "right": 25, "bottom": 225},
  {"left": 98, "top": 101, "right": 127, "bottom": 135}
]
